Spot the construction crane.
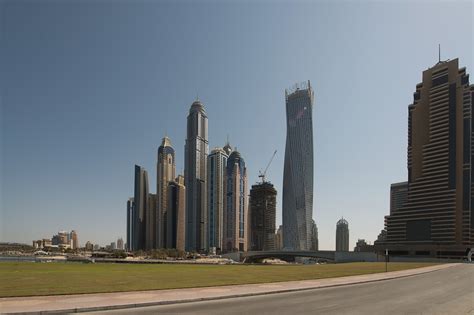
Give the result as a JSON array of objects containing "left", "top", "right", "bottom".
[{"left": 258, "top": 150, "right": 277, "bottom": 183}]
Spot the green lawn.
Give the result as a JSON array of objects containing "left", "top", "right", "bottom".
[{"left": 0, "top": 262, "right": 436, "bottom": 297}]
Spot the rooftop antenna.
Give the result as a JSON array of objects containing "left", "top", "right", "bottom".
[{"left": 438, "top": 44, "right": 441, "bottom": 62}]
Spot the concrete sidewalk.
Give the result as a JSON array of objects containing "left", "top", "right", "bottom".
[{"left": 0, "top": 264, "right": 456, "bottom": 314}]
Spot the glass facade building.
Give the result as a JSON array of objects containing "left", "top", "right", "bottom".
[
  {"left": 282, "top": 81, "right": 314, "bottom": 250},
  {"left": 207, "top": 147, "right": 228, "bottom": 251},
  {"left": 184, "top": 100, "right": 209, "bottom": 252},
  {"left": 133, "top": 165, "right": 149, "bottom": 251},
  {"left": 310, "top": 219, "right": 319, "bottom": 251},
  {"left": 126, "top": 198, "right": 134, "bottom": 251}
]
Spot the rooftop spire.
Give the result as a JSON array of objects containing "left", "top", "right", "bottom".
[
  {"left": 223, "top": 135, "right": 233, "bottom": 155},
  {"left": 161, "top": 136, "right": 172, "bottom": 147}
]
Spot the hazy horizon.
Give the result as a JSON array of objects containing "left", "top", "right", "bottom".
[{"left": 1, "top": 0, "right": 473, "bottom": 249}]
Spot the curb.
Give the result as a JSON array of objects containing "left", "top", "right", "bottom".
[{"left": 5, "top": 264, "right": 456, "bottom": 314}]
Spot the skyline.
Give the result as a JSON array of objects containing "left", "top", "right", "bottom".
[{"left": 2, "top": 1, "right": 473, "bottom": 249}]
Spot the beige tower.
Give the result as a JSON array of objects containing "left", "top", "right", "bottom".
[
  {"left": 167, "top": 175, "right": 186, "bottom": 251},
  {"left": 70, "top": 230, "right": 78, "bottom": 250},
  {"left": 384, "top": 58, "right": 474, "bottom": 253},
  {"left": 146, "top": 193, "right": 157, "bottom": 250},
  {"left": 157, "top": 136, "right": 176, "bottom": 248},
  {"left": 223, "top": 150, "right": 248, "bottom": 252}
]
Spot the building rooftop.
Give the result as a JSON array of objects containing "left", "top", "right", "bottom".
[
  {"left": 337, "top": 218, "right": 348, "bottom": 226},
  {"left": 285, "top": 80, "right": 312, "bottom": 95},
  {"left": 161, "top": 136, "right": 172, "bottom": 147},
  {"left": 190, "top": 100, "right": 206, "bottom": 113}
]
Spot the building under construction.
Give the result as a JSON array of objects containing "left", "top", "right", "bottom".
[{"left": 249, "top": 182, "right": 277, "bottom": 251}]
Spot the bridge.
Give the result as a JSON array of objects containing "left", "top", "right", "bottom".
[{"left": 242, "top": 250, "right": 336, "bottom": 263}]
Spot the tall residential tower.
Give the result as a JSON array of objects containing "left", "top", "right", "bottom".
[
  {"left": 157, "top": 136, "right": 176, "bottom": 248},
  {"left": 336, "top": 218, "right": 349, "bottom": 251},
  {"left": 184, "top": 100, "right": 209, "bottom": 252},
  {"left": 223, "top": 150, "right": 248, "bottom": 252},
  {"left": 282, "top": 81, "right": 314, "bottom": 250},
  {"left": 167, "top": 175, "right": 186, "bottom": 251},
  {"left": 207, "top": 147, "right": 229, "bottom": 251}
]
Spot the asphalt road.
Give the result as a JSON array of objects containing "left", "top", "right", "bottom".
[{"left": 92, "top": 264, "right": 474, "bottom": 315}]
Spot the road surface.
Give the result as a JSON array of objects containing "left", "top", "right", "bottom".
[{"left": 91, "top": 264, "right": 473, "bottom": 314}]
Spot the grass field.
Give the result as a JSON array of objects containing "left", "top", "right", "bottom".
[{"left": 0, "top": 262, "right": 436, "bottom": 297}]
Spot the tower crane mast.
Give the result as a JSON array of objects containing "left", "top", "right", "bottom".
[{"left": 258, "top": 150, "right": 277, "bottom": 183}]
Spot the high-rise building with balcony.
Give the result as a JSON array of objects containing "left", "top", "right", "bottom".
[
  {"left": 167, "top": 175, "right": 186, "bottom": 251},
  {"left": 184, "top": 100, "right": 209, "bottom": 252},
  {"left": 207, "top": 147, "right": 229, "bottom": 251},
  {"left": 383, "top": 58, "right": 474, "bottom": 254},
  {"left": 146, "top": 193, "right": 157, "bottom": 250},
  {"left": 283, "top": 81, "right": 314, "bottom": 250},
  {"left": 249, "top": 181, "right": 277, "bottom": 251},
  {"left": 157, "top": 136, "right": 176, "bottom": 248},
  {"left": 223, "top": 150, "right": 248, "bottom": 252},
  {"left": 336, "top": 218, "right": 349, "bottom": 251}
]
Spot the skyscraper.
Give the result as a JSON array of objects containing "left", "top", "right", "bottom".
[
  {"left": 249, "top": 182, "right": 277, "bottom": 251},
  {"left": 133, "top": 165, "right": 149, "bottom": 251},
  {"left": 310, "top": 219, "right": 318, "bottom": 251},
  {"left": 336, "top": 218, "right": 349, "bottom": 251},
  {"left": 70, "top": 230, "right": 78, "bottom": 250},
  {"left": 223, "top": 150, "right": 248, "bottom": 252},
  {"left": 117, "top": 237, "right": 124, "bottom": 250},
  {"left": 146, "top": 193, "right": 157, "bottom": 250},
  {"left": 157, "top": 136, "right": 176, "bottom": 249},
  {"left": 275, "top": 225, "right": 284, "bottom": 250},
  {"left": 207, "top": 147, "right": 229, "bottom": 251},
  {"left": 384, "top": 58, "right": 474, "bottom": 252},
  {"left": 184, "top": 100, "right": 209, "bottom": 252},
  {"left": 126, "top": 197, "right": 134, "bottom": 251},
  {"left": 283, "top": 81, "right": 314, "bottom": 250},
  {"left": 167, "top": 175, "right": 186, "bottom": 251}
]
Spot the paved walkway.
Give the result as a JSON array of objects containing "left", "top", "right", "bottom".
[{"left": 0, "top": 264, "right": 456, "bottom": 314}]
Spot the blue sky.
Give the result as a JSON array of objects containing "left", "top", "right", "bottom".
[{"left": 1, "top": 0, "right": 472, "bottom": 249}]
